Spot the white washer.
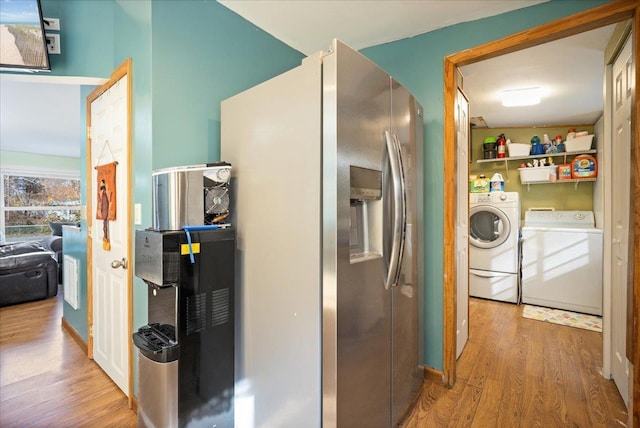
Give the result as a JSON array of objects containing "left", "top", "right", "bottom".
[
  {"left": 469, "top": 192, "right": 520, "bottom": 303},
  {"left": 521, "top": 210, "right": 603, "bottom": 316}
]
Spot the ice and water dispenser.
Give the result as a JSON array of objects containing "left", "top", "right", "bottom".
[
  {"left": 349, "top": 166, "right": 383, "bottom": 262},
  {"left": 133, "top": 163, "right": 235, "bottom": 428}
]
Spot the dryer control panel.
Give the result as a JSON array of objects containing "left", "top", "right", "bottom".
[
  {"left": 469, "top": 191, "right": 519, "bottom": 204},
  {"left": 524, "top": 210, "right": 595, "bottom": 228}
]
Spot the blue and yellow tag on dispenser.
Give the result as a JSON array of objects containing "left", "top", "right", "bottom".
[{"left": 181, "top": 243, "right": 200, "bottom": 255}]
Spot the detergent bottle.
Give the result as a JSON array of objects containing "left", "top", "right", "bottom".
[
  {"left": 530, "top": 135, "right": 544, "bottom": 155},
  {"left": 490, "top": 172, "right": 504, "bottom": 192}
]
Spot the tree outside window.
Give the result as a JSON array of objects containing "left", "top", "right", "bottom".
[{"left": 1, "top": 172, "right": 81, "bottom": 242}]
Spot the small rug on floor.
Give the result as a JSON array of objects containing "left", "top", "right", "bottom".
[{"left": 522, "top": 305, "right": 602, "bottom": 332}]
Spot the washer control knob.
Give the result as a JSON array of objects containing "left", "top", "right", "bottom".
[{"left": 500, "top": 193, "right": 507, "bottom": 201}]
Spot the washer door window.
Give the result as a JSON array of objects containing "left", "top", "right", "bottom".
[{"left": 469, "top": 205, "right": 511, "bottom": 249}]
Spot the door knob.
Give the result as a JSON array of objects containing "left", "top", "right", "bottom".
[{"left": 111, "top": 257, "right": 128, "bottom": 269}]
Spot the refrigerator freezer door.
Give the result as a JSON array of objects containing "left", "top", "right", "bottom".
[{"left": 323, "top": 40, "right": 393, "bottom": 428}]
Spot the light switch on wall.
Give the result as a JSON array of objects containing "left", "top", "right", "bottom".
[
  {"left": 135, "top": 203, "right": 142, "bottom": 225},
  {"left": 45, "top": 33, "right": 60, "bottom": 54},
  {"left": 43, "top": 17, "right": 60, "bottom": 31}
]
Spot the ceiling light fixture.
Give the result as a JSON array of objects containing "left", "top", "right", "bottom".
[{"left": 501, "top": 87, "right": 542, "bottom": 107}]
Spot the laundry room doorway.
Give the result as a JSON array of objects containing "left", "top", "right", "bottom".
[{"left": 443, "top": 2, "right": 639, "bottom": 416}]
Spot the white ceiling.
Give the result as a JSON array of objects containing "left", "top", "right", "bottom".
[
  {"left": 0, "top": 1, "right": 618, "bottom": 158},
  {"left": 218, "top": 0, "right": 549, "bottom": 56},
  {"left": 461, "top": 24, "right": 615, "bottom": 127},
  {"left": 0, "top": 77, "right": 82, "bottom": 157}
]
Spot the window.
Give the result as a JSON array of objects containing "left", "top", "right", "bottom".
[{"left": 1, "top": 168, "right": 81, "bottom": 242}]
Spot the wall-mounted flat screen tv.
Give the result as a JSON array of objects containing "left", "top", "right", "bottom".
[{"left": 0, "top": 0, "right": 50, "bottom": 71}]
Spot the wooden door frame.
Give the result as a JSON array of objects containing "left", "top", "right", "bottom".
[
  {"left": 86, "top": 58, "right": 134, "bottom": 405},
  {"left": 443, "top": 0, "right": 639, "bottom": 419}
]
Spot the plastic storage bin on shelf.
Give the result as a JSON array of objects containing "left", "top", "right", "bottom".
[
  {"left": 507, "top": 143, "right": 531, "bottom": 157},
  {"left": 564, "top": 134, "right": 594, "bottom": 152},
  {"left": 518, "top": 165, "right": 557, "bottom": 183}
]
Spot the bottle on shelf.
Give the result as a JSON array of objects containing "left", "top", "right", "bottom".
[
  {"left": 556, "top": 135, "right": 565, "bottom": 153},
  {"left": 490, "top": 172, "right": 504, "bottom": 192},
  {"left": 531, "top": 135, "right": 544, "bottom": 155},
  {"left": 496, "top": 134, "right": 506, "bottom": 159}
]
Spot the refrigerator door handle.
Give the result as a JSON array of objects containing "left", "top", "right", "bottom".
[
  {"left": 393, "top": 133, "right": 407, "bottom": 286},
  {"left": 384, "top": 131, "right": 406, "bottom": 289}
]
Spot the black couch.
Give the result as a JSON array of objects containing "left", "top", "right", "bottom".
[{"left": 0, "top": 240, "right": 59, "bottom": 307}]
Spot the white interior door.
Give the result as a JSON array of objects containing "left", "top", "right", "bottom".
[
  {"left": 610, "top": 34, "right": 632, "bottom": 407},
  {"left": 455, "top": 88, "right": 469, "bottom": 359},
  {"left": 88, "top": 68, "right": 131, "bottom": 396}
]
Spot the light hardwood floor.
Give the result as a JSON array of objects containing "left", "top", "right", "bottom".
[
  {"left": 0, "top": 294, "right": 136, "bottom": 427},
  {"left": 403, "top": 298, "right": 628, "bottom": 427},
  {"left": 0, "top": 294, "right": 628, "bottom": 427}
]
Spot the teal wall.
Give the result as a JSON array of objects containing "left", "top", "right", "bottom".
[
  {"left": 0, "top": 151, "right": 80, "bottom": 171},
  {"left": 59, "top": 83, "right": 94, "bottom": 340},
  {"left": 40, "top": 0, "right": 114, "bottom": 77},
  {"left": 61, "top": 225, "right": 88, "bottom": 339},
  {"left": 151, "top": 1, "right": 304, "bottom": 168},
  {"left": 361, "top": 0, "right": 610, "bottom": 369}
]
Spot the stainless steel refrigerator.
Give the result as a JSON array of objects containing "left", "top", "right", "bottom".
[{"left": 221, "top": 39, "right": 423, "bottom": 428}]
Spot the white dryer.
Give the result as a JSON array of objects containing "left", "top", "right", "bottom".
[
  {"left": 469, "top": 192, "right": 520, "bottom": 303},
  {"left": 521, "top": 210, "right": 603, "bottom": 315}
]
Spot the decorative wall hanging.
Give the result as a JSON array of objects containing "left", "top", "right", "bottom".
[{"left": 95, "top": 161, "right": 117, "bottom": 251}]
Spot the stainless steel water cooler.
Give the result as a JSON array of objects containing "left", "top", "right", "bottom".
[{"left": 134, "top": 227, "right": 235, "bottom": 428}]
